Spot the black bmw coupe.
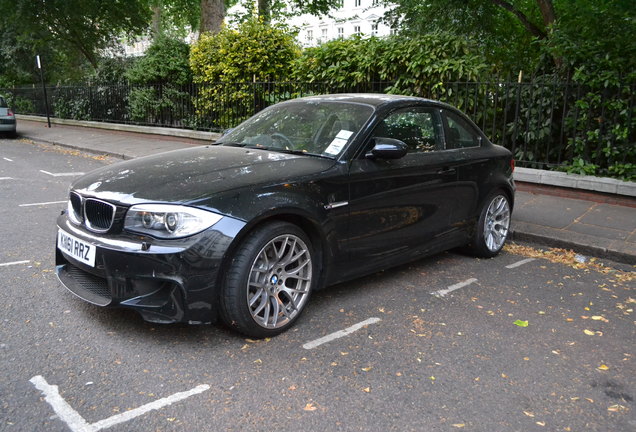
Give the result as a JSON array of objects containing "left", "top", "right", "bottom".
[{"left": 56, "top": 94, "right": 515, "bottom": 337}]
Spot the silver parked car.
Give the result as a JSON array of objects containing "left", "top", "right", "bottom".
[{"left": 0, "top": 95, "right": 16, "bottom": 137}]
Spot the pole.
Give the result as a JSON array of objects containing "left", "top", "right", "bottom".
[{"left": 36, "top": 55, "right": 51, "bottom": 128}]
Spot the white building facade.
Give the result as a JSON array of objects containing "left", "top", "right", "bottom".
[{"left": 289, "top": 0, "right": 393, "bottom": 47}]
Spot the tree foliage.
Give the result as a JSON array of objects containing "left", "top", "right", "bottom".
[
  {"left": 0, "top": 0, "right": 151, "bottom": 84},
  {"left": 126, "top": 37, "right": 192, "bottom": 85},
  {"left": 382, "top": 0, "right": 636, "bottom": 79},
  {"left": 0, "top": 0, "right": 150, "bottom": 69}
]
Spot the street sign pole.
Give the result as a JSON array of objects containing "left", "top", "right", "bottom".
[{"left": 36, "top": 55, "right": 51, "bottom": 128}]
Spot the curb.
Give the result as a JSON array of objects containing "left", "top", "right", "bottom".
[
  {"left": 16, "top": 114, "right": 222, "bottom": 142},
  {"left": 510, "top": 228, "right": 633, "bottom": 266},
  {"left": 515, "top": 167, "right": 636, "bottom": 198}
]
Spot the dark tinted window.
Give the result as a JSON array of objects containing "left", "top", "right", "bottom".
[
  {"left": 373, "top": 108, "right": 443, "bottom": 153},
  {"left": 0, "top": 97, "right": 7, "bottom": 108},
  {"left": 444, "top": 111, "right": 481, "bottom": 149}
]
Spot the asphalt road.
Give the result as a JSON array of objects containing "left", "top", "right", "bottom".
[{"left": 1, "top": 137, "right": 635, "bottom": 432}]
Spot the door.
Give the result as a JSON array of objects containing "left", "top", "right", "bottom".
[{"left": 341, "top": 106, "right": 460, "bottom": 273}]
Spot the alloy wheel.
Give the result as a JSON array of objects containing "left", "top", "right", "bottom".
[
  {"left": 483, "top": 195, "right": 510, "bottom": 252},
  {"left": 246, "top": 234, "right": 313, "bottom": 329}
]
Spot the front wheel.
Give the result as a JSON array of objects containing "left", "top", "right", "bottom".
[
  {"left": 468, "top": 191, "right": 511, "bottom": 258},
  {"left": 220, "top": 221, "right": 316, "bottom": 338}
]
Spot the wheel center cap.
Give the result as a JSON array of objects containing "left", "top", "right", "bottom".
[{"left": 270, "top": 275, "right": 279, "bottom": 285}]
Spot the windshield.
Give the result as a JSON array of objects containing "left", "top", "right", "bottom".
[{"left": 217, "top": 100, "right": 374, "bottom": 158}]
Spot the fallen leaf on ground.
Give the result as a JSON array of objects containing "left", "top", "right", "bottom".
[
  {"left": 608, "top": 404, "right": 626, "bottom": 412},
  {"left": 597, "top": 364, "right": 609, "bottom": 371},
  {"left": 514, "top": 320, "right": 528, "bottom": 327},
  {"left": 303, "top": 403, "right": 317, "bottom": 411},
  {"left": 583, "top": 329, "right": 595, "bottom": 336}
]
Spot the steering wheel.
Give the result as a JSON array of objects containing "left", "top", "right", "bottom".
[{"left": 271, "top": 132, "right": 295, "bottom": 149}]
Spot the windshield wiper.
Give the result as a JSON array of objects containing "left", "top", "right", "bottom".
[
  {"left": 217, "top": 141, "right": 247, "bottom": 147},
  {"left": 271, "top": 148, "right": 333, "bottom": 159}
]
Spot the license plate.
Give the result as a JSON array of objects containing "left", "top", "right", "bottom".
[{"left": 57, "top": 229, "right": 96, "bottom": 267}]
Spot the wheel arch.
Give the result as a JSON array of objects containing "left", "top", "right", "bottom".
[{"left": 213, "top": 209, "right": 331, "bottom": 301}]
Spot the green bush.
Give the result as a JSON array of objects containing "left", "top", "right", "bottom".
[
  {"left": 190, "top": 18, "right": 300, "bottom": 129},
  {"left": 126, "top": 36, "right": 192, "bottom": 125},
  {"left": 53, "top": 88, "right": 92, "bottom": 120},
  {"left": 293, "top": 33, "right": 488, "bottom": 95}
]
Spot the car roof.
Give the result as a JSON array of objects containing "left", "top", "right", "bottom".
[{"left": 290, "top": 93, "right": 440, "bottom": 108}]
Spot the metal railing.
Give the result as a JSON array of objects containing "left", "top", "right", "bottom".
[{"left": 2, "top": 79, "right": 634, "bottom": 176}]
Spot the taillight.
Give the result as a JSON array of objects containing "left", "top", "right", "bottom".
[
  {"left": 7, "top": 109, "right": 14, "bottom": 116},
  {"left": 510, "top": 159, "right": 515, "bottom": 172}
]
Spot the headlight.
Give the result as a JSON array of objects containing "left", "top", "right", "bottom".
[{"left": 124, "top": 204, "right": 222, "bottom": 239}]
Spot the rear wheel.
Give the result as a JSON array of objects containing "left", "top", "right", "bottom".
[
  {"left": 220, "top": 221, "right": 315, "bottom": 338},
  {"left": 468, "top": 191, "right": 511, "bottom": 257}
]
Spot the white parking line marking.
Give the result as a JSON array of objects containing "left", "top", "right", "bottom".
[
  {"left": 40, "top": 170, "right": 85, "bottom": 177},
  {"left": 30, "top": 376, "right": 92, "bottom": 432},
  {"left": 0, "top": 177, "right": 14, "bottom": 180},
  {"left": 431, "top": 278, "right": 478, "bottom": 298},
  {"left": 0, "top": 260, "right": 30, "bottom": 267},
  {"left": 90, "top": 384, "right": 210, "bottom": 431},
  {"left": 30, "top": 375, "right": 210, "bottom": 432},
  {"left": 3, "top": 157, "right": 13, "bottom": 162},
  {"left": 19, "top": 200, "right": 66, "bottom": 207},
  {"left": 506, "top": 258, "right": 536, "bottom": 269},
  {"left": 303, "top": 317, "right": 382, "bottom": 350}
]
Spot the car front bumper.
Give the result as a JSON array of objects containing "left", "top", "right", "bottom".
[{"left": 55, "top": 214, "right": 245, "bottom": 324}]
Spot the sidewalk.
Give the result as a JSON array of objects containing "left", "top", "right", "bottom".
[{"left": 14, "top": 119, "right": 636, "bottom": 265}]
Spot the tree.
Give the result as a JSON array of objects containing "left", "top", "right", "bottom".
[
  {"left": 382, "top": 0, "right": 636, "bottom": 77},
  {"left": 0, "top": 0, "right": 150, "bottom": 70}
]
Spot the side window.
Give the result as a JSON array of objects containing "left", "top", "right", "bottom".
[
  {"left": 372, "top": 108, "right": 443, "bottom": 153},
  {"left": 443, "top": 111, "right": 481, "bottom": 149}
]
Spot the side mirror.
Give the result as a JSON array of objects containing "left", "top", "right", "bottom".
[{"left": 366, "top": 137, "right": 408, "bottom": 160}]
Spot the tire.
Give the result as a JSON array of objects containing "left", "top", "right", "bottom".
[
  {"left": 220, "top": 221, "right": 316, "bottom": 338},
  {"left": 468, "top": 191, "right": 511, "bottom": 258}
]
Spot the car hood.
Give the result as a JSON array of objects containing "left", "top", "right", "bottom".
[{"left": 72, "top": 145, "right": 336, "bottom": 206}]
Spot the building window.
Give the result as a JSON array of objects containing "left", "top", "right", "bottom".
[
  {"left": 371, "top": 23, "right": 378, "bottom": 35},
  {"left": 338, "top": 27, "right": 344, "bottom": 39},
  {"left": 354, "top": 25, "right": 361, "bottom": 35},
  {"left": 321, "top": 28, "right": 328, "bottom": 40},
  {"left": 306, "top": 30, "right": 313, "bottom": 43},
  {"left": 354, "top": 0, "right": 361, "bottom": 7}
]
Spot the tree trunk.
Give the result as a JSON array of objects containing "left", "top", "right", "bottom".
[
  {"left": 258, "top": 0, "right": 271, "bottom": 24},
  {"left": 151, "top": 4, "right": 162, "bottom": 39},
  {"left": 199, "top": 0, "right": 225, "bottom": 36},
  {"left": 536, "top": 0, "right": 556, "bottom": 29}
]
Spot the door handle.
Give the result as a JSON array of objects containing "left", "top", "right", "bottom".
[{"left": 437, "top": 167, "right": 456, "bottom": 175}]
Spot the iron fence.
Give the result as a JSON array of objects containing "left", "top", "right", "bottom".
[{"left": 2, "top": 79, "right": 634, "bottom": 176}]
